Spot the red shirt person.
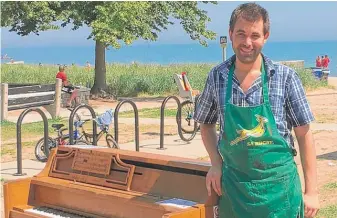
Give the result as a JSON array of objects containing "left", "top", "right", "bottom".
[
  {"left": 56, "top": 65, "right": 79, "bottom": 107},
  {"left": 322, "top": 55, "right": 330, "bottom": 68},
  {"left": 315, "top": 56, "right": 322, "bottom": 67}
]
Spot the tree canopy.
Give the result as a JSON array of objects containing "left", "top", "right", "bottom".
[{"left": 1, "top": 1, "right": 217, "bottom": 94}]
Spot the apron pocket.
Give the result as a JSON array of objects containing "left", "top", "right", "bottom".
[{"left": 222, "top": 174, "right": 298, "bottom": 218}]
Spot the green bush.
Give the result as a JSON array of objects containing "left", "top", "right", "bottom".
[{"left": 1, "top": 63, "right": 328, "bottom": 97}]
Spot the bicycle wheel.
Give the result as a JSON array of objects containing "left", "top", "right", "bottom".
[
  {"left": 106, "top": 134, "right": 119, "bottom": 149},
  {"left": 35, "top": 137, "right": 55, "bottom": 162},
  {"left": 176, "top": 100, "right": 199, "bottom": 134}
]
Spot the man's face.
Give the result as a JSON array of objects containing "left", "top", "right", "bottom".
[{"left": 229, "top": 17, "right": 269, "bottom": 64}]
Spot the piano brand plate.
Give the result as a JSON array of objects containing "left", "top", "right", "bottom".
[{"left": 3, "top": 146, "right": 219, "bottom": 218}]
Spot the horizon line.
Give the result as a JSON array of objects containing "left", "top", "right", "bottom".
[{"left": 2, "top": 39, "right": 337, "bottom": 49}]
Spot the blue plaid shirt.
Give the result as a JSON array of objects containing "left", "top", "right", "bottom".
[{"left": 194, "top": 54, "right": 315, "bottom": 147}]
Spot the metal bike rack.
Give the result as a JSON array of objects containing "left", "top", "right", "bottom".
[
  {"left": 159, "top": 96, "right": 183, "bottom": 150},
  {"left": 16, "top": 108, "right": 48, "bottom": 176},
  {"left": 69, "top": 104, "right": 97, "bottom": 145},
  {"left": 114, "top": 100, "right": 139, "bottom": 151}
]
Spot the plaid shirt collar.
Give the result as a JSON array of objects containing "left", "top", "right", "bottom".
[{"left": 219, "top": 53, "right": 276, "bottom": 78}]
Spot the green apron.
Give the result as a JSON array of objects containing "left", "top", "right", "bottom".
[{"left": 218, "top": 61, "right": 304, "bottom": 218}]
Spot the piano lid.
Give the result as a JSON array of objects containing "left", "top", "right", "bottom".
[{"left": 46, "top": 146, "right": 211, "bottom": 193}]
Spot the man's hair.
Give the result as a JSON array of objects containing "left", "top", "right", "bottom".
[
  {"left": 229, "top": 3, "right": 270, "bottom": 35},
  {"left": 59, "top": 65, "right": 65, "bottom": 72}
]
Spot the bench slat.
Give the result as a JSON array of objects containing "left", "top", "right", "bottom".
[
  {"left": 8, "top": 84, "right": 55, "bottom": 95},
  {"left": 8, "top": 95, "right": 55, "bottom": 107},
  {"left": 8, "top": 100, "right": 55, "bottom": 111}
]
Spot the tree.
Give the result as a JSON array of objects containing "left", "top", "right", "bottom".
[{"left": 1, "top": 1, "right": 217, "bottom": 94}]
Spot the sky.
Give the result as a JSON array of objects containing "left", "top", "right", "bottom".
[{"left": 1, "top": 1, "right": 337, "bottom": 48}]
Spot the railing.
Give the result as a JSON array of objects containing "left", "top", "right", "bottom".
[
  {"left": 114, "top": 100, "right": 140, "bottom": 151},
  {"left": 159, "top": 96, "right": 183, "bottom": 149},
  {"left": 69, "top": 104, "right": 97, "bottom": 145},
  {"left": 15, "top": 108, "right": 48, "bottom": 176}
]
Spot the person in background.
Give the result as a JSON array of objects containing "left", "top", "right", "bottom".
[
  {"left": 85, "top": 61, "right": 91, "bottom": 71},
  {"left": 194, "top": 2, "right": 319, "bottom": 218},
  {"left": 56, "top": 65, "right": 79, "bottom": 107},
  {"left": 315, "top": 56, "right": 322, "bottom": 68},
  {"left": 322, "top": 55, "right": 330, "bottom": 69}
]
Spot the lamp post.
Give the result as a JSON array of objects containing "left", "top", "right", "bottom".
[{"left": 220, "top": 36, "right": 227, "bottom": 62}]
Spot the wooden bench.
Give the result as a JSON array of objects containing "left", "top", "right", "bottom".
[{"left": 0, "top": 79, "right": 62, "bottom": 121}]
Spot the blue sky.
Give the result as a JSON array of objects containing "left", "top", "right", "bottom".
[{"left": 1, "top": 1, "right": 337, "bottom": 48}]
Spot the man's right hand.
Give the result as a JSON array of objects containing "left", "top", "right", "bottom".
[{"left": 206, "top": 164, "right": 222, "bottom": 196}]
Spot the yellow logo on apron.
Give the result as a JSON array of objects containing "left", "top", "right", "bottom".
[{"left": 230, "top": 115, "right": 269, "bottom": 146}]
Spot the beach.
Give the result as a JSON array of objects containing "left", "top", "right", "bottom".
[{"left": 328, "top": 76, "right": 337, "bottom": 87}]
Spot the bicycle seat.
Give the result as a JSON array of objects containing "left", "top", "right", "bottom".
[{"left": 51, "top": 124, "right": 65, "bottom": 130}]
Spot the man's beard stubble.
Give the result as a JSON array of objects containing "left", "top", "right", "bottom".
[{"left": 233, "top": 45, "right": 261, "bottom": 64}]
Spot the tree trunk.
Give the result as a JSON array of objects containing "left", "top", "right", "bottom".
[{"left": 91, "top": 40, "right": 106, "bottom": 95}]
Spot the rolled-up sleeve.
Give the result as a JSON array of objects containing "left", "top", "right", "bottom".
[
  {"left": 285, "top": 70, "right": 315, "bottom": 127},
  {"left": 193, "top": 69, "right": 219, "bottom": 124}
]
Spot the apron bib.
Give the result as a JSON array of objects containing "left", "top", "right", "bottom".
[{"left": 218, "top": 61, "right": 304, "bottom": 218}]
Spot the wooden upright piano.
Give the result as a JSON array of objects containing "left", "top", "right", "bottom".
[{"left": 3, "top": 146, "right": 219, "bottom": 218}]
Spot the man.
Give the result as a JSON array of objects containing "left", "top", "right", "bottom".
[
  {"left": 315, "top": 56, "right": 321, "bottom": 68},
  {"left": 194, "top": 3, "right": 319, "bottom": 218},
  {"left": 56, "top": 65, "right": 79, "bottom": 107},
  {"left": 322, "top": 55, "right": 330, "bottom": 69}
]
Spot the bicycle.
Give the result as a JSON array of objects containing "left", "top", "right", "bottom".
[
  {"left": 35, "top": 122, "right": 88, "bottom": 162},
  {"left": 78, "top": 110, "right": 119, "bottom": 149},
  {"left": 35, "top": 108, "right": 87, "bottom": 162}
]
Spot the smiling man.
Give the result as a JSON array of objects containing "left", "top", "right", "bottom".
[{"left": 194, "top": 3, "right": 319, "bottom": 218}]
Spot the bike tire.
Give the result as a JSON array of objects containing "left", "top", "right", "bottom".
[
  {"left": 106, "top": 134, "right": 120, "bottom": 149},
  {"left": 178, "top": 122, "right": 198, "bottom": 142},
  {"left": 176, "top": 100, "right": 199, "bottom": 134},
  {"left": 35, "top": 137, "right": 55, "bottom": 162}
]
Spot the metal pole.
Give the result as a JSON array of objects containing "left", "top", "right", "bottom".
[
  {"left": 224, "top": 45, "right": 227, "bottom": 61},
  {"left": 114, "top": 100, "right": 139, "bottom": 151},
  {"left": 159, "top": 96, "right": 181, "bottom": 150},
  {"left": 15, "top": 108, "right": 48, "bottom": 176},
  {"left": 69, "top": 104, "right": 97, "bottom": 145},
  {"left": 222, "top": 45, "right": 227, "bottom": 62}
]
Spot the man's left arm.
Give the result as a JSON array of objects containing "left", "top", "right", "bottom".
[
  {"left": 286, "top": 70, "right": 319, "bottom": 218},
  {"left": 293, "top": 125, "right": 317, "bottom": 194}
]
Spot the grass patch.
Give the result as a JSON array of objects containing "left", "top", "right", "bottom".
[
  {"left": 317, "top": 204, "right": 337, "bottom": 218},
  {"left": 1, "top": 142, "right": 35, "bottom": 156},
  {"left": 1, "top": 64, "right": 329, "bottom": 98},
  {"left": 322, "top": 182, "right": 337, "bottom": 191},
  {"left": 1, "top": 119, "right": 69, "bottom": 142},
  {"left": 314, "top": 114, "right": 337, "bottom": 123},
  {"left": 297, "top": 68, "right": 329, "bottom": 91},
  {"left": 119, "top": 107, "right": 177, "bottom": 118},
  {"left": 1, "top": 147, "right": 16, "bottom": 156}
]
